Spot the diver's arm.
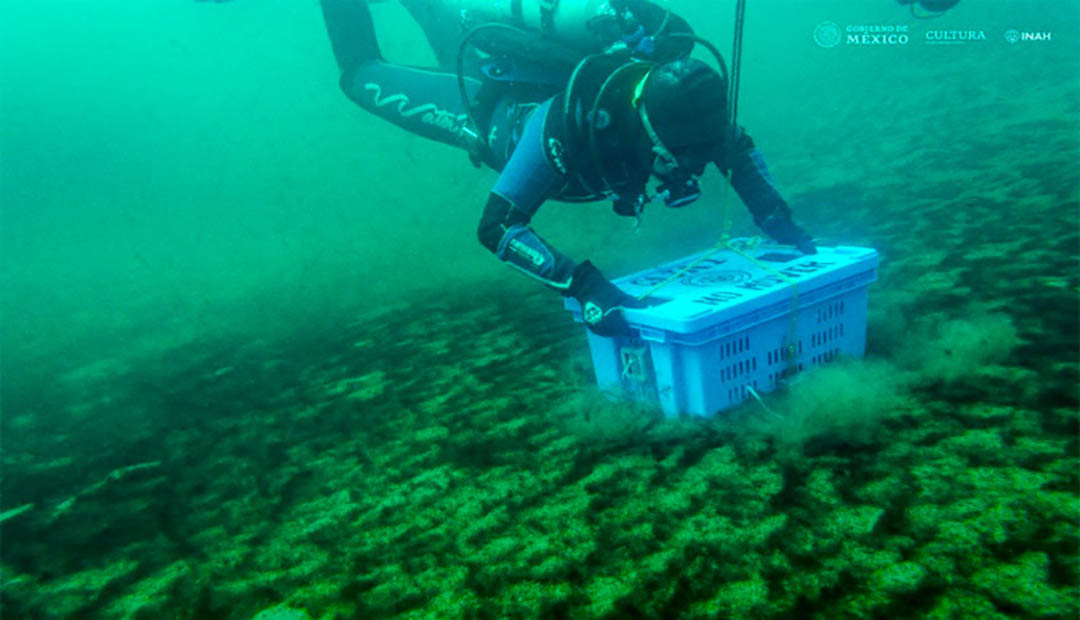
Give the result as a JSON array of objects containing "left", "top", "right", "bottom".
[
  {"left": 475, "top": 100, "right": 640, "bottom": 335},
  {"left": 477, "top": 192, "right": 577, "bottom": 291},
  {"left": 476, "top": 192, "right": 640, "bottom": 336},
  {"left": 719, "top": 127, "right": 817, "bottom": 253},
  {"left": 723, "top": 127, "right": 788, "bottom": 224},
  {"left": 475, "top": 100, "right": 576, "bottom": 289}
]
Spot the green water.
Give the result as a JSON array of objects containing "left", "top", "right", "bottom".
[{"left": 1, "top": 0, "right": 1078, "bottom": 617}]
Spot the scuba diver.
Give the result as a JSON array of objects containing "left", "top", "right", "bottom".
[{"left": 319, "top": 0, "right": 816, "bottom": 336}]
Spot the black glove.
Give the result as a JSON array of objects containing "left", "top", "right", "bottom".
[
  {"left": 567, "top": 261, "right": 644, "bottom": 337},
  {"left": 760, "top": 212, "right": 817, "bottom": 255}
]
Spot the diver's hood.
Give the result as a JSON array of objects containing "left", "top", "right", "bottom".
[
  {"left": 638, "top": 57, "right": 729, "bottom": 161},
  {"left": 561, "top": 54, "right": 655, "bottom": 197}
]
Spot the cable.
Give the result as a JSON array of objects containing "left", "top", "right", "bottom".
[
  {"left": 728, "top": 0, "right": 746, "bottom": 180},
  {"left": 658, "top": 33, "right": 729, "bottom": 87},
  {"left": 456, "top": 22, "right": 534, "bottom": 142}
]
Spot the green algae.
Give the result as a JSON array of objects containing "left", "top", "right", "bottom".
[
  {"left": 4, "top": 285, "right": 1075, "bottom": 618},
  {"left": 5, "top": 287, "right": 1077, "bottom": 620}
]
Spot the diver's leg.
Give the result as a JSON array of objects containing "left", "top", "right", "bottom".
[
  {"left": 321, "top": 0, "right": 482, "bottom": 150},
  {"left": 399, "top": 0, "right": 467, "bottom": 71},
  {"left": 340, "top": 63, "right": 483, "bottom": 149},
  {"left": 321, "top": 0, "right": 383, "bottom": 71}
]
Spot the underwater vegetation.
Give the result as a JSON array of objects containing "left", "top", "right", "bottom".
[{"left": 0, "top": 267, "right": 1076, "bottom": 618}]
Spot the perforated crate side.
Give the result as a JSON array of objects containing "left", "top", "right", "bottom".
[{"left": 646, "top": 285, "right": 871, "bottom": 417}]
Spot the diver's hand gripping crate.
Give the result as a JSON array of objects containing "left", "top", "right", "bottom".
[{"left": 565, "top": 242, "right": 879, "bottom": 417}]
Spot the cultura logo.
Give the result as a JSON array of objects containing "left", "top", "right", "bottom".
[
  {"left": 814, "top": 22, "right": 842, "bottom": 48},
  {"left": 924, "top": 29, "right": 988, "bottom": 43}
]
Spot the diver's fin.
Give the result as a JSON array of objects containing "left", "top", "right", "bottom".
[{"left": 321, "top": 0, "right": 383, "bottom": 71}]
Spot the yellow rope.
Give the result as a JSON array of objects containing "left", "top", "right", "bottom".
[
  {"left": 633, "top": 178, "right": 803, "bottom": 374},
  {"left": 632, "top": 173, "right": 739, "bottom": 302},
  {"left": 728, "top": 239, "right": 801, "bottom": 372},
  {"left": 633, "top": 237, "right": 730, "bottom": 302}
]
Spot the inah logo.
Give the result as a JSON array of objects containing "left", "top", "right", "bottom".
[
  {"left": 814, "top": 22, "right": 842, "bottom": 48},
  {"left": 1005, "top": 30, "right": 1053, "bottom": 42}
]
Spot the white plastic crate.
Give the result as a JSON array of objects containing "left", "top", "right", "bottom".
[{"left": 564, "top": 241, "right": 879, "bottom": 417}]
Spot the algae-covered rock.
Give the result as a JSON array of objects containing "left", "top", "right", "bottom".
[
  {"left": 938, "top": 429, "right": 1006, "bottom": 464},
  {"left": 583, "top": 573, "right": 638, "bottom": 617},
  {"left": 910, "top": 454, "right": 968, "bottom": 503},
  {"left": 953, "top": 404, "right": 1017, "bottom": 422},
  {"left": 926, "top": 589, "right": 1009, "bottom": 620},
  {"left": 106, "top": 561, "right": 193, "bottom": 619},
  {"left": 690, "top": 574, "right": 769, "bottom": 619},
  {"left": 801, "top": 467, "right": 842, "bottom": 509},
  {"left": 495, "top": 580, "right": 573, "bottom": 617},
  {"left": 853, "top": 473, "right": 910, "bottom": 506},
  {"left": 363, "top": 564, "right": 423, "bottom": 613},
  {"left": 822, "top": 505, "right": 884, "bottom": 540},
  {"left": 972, "top": 552, "right": 1074, "bottom": 617},
  {"left": 39, "top": 559, "right": 140, "bottom": 616},
  {"left": 324, "top": 370, "right": 387, "bottom": 401},
  {"left": 250, "top": 604, "right": 312, "bottom": 620},
  {"left": 742, "top": 513, "right": 789, "bottom": 547},
  {"left": 873, "top": 561, "right": 928, "bottom": 594},
  {"left": 1011, "top": 436, "right": 1069, "bottom": 467}
]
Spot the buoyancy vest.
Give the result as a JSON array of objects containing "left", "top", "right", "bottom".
[{"left": 540, "top": 52, "right": 657, "bottom": 204}]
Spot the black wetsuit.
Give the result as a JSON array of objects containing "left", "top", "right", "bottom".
[{"left": 320, "top": 0, "right": 806, "bottom": 308}]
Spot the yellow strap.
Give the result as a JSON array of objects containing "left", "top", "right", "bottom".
[
  {"left": 631, "top": 69, "right": 653, "bottom": 108},
  {"left": 633, "top": 235, "right": 725, "bottom": 301},
  {"left": 634, "top": 178, "right": 802, "bottom": 373}
]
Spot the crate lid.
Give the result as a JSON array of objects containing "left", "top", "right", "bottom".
[{"left": 565, "top": 241, "right": 878, "bottom": 337}]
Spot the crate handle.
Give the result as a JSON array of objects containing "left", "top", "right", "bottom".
[{"left": 620, "top": 347, "right": 649, "bottom": 382}]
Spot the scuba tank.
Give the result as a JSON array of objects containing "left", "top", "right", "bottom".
[
  {"left": 453, "top": 0, "right": 649, "bottom": 167},
  {"left": 453, "top": 0, "right": 701, "bottom": 174},
  {"left": 453, "top": 0, "right": 692, "bottom": 62},
  {"left": 450, "top": 0, "right": 624, "bottom": 53}
]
